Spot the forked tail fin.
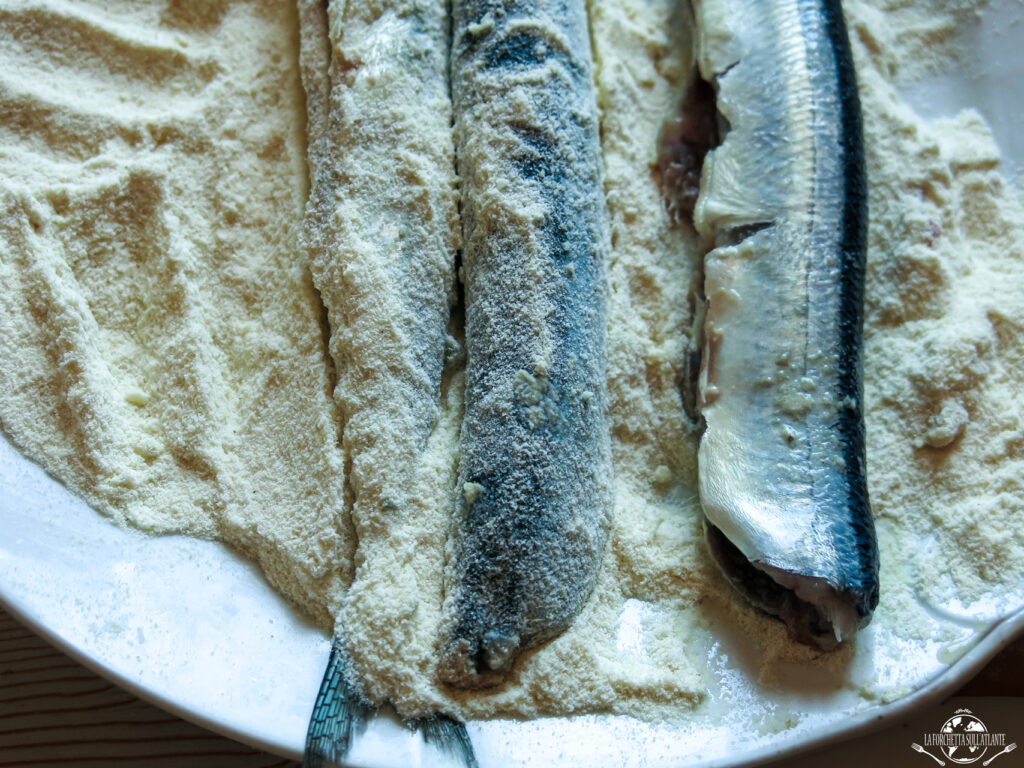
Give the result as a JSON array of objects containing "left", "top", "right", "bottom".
[
  {"left": 303, "top": 639, "right": 373, "bottom": 767},
  {"left": 414, "top": 713, "right": 480, "bottom": 768},
  {"left": 303, "top": 637, "right": 478, "bottom": 768}
]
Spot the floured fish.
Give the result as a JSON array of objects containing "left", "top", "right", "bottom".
[
  {"left": 297, "top": 1, "right": 475, "bottom": 763},
  {"left": 439, "top": 0, "right": 613, "bottom": 687},
  {"left": 301, "top": 0, "right": 460, "bottom": 525},
  {"left": 678, "top": 0, "right": 879, "bottom": 650}
]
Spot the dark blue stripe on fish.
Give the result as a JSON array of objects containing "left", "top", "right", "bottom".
[{"left": 821, "top": 0, "right": 878, "bottom": 620}]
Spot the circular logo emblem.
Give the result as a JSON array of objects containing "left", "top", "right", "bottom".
[{"left": 940, "top": 713, "right": 989, "bottom": 764}]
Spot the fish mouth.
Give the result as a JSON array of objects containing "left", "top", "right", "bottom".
[{"left": 704, "top": 520, "right": 860, "bottom": 651}]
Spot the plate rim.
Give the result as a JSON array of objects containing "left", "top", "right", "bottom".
[
  {"left": 0, "top": 586, "right": 315, "bottom": 761},
  {"left": 3, "top": 578, "right": 1023, "bottom": 766}
]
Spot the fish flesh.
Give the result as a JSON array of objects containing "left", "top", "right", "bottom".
[
  {"left": 685, "top": 0, "right": 879, "bottom": 649},
  {"left": 439, "top": 0, "right": 613, "bottom": 687}
]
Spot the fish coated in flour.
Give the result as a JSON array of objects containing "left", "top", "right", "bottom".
[
  {"left": 298, "top": 1, "right": 476, "bottom": 764},
  {"left": 439, "top": 0, "right": 613, "bottom": 687},
  {"left": 688, "top": 0, "right": 879, "bottom": 649},
  {"left": 300, "top": 0, "right": 460, "bottom": 526}
]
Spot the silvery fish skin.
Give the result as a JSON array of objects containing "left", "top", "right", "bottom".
[
  {"left": 690, "top": 0, "right": 878, "bottom": 649},
  {"left": 439, "top": 0, "right": 612, "bottom": 687}
]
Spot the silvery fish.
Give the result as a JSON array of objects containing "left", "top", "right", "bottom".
[
  {"left": 297, "top": 1, "right": 476, "bottom": 763},
  {"left": 680, "top": 0, "right": 879, "bottom": 649}
]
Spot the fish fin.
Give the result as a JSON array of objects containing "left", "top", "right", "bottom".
[
  {"left": 412, "top": 714, "right": 480, "bottom": 768},
  {"left": 303, "top": 638, "right": 375, "bottom": 768},
  {"left": 303, "top": 638, "right": 478, "bottom": 768}
]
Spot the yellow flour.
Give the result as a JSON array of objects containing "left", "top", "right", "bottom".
[
  {"left": 0, "top": 0, "right": 1021, "bottom": 724},
  {"left": 0, "top": 0, "right": 350, "bottom": 627}
]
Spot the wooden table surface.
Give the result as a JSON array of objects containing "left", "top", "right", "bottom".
[
  {"left": 0, "top": 608, "right": 298, "bottom": 768},
  {"left": 1, "top": 605, "right": 1022, "bottom": 768}
]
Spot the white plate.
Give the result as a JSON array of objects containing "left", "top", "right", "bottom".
[
  {"left": 3, "top": 3, "right": 1024, "bottom": 766},
  {"left": 3, "top": 425, "right": 1024, "bottom": 768}
]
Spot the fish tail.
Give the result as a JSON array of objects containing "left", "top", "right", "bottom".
[
  {"left": 303, "top": 638, "right": 374, "bottom": 768},
  {"left": 304, "top": 638, "right": 479, "bottom": 768},
  {"left": 412, "top": 714, "right": 480, "bottom": 768}
]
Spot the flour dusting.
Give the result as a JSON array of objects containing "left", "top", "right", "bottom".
[{"left": 0, "top": 0, "right": 1021, "bottom": 724}]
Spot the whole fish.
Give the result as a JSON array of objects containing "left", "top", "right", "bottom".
[
  {"left": 297, "top": 1, "right": 476, "bottom": 763},
  {"left": 685, "top": 0, "right": 879, "bottom": 649},
  {"left": 439, "top": 0, "right": 613, "bottom": 687}
]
